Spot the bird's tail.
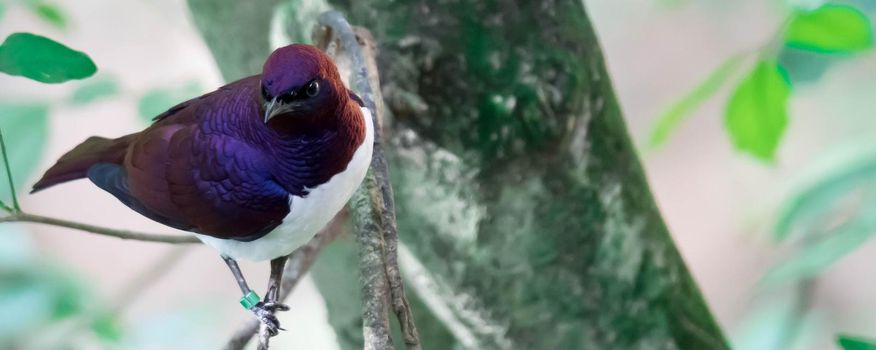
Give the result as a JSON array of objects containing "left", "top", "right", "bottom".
[{"left": 31, "top": 134, "right": 136, "bottom": 193}]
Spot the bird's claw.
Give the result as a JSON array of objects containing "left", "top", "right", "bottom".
[
  {"left": 251, "top": 302, "right": 287, "bottom": 336},
  {"left": 262, "top": 301, "right": 290, "bottom": 312}
]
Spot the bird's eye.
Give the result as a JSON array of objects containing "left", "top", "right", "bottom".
[{"left": 306, "top": 81, "right": 320, "bottom": 97}]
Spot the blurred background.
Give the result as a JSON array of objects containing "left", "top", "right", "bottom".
[{"left": 0, "top": 0, "right": 874, "bottom": 349}]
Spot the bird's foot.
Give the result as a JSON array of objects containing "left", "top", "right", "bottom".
[
  {"left": 251, "top": 301, "right": 287, "bottom": 336},
  {"left": 262, "top": 301, "right": 290, "bottom": 312},
  {"left": 240, "top": 291, "right": 291, "bottom": 336}
]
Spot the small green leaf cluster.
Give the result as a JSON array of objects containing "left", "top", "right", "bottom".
[
  {"left": 645, "top": 4, "right": 876, "bottom": 345},
  {"left": 648, "top": 3, "right": 873, "bottom": 162}
]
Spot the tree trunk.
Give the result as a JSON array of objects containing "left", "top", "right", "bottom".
[{"left": 188, "top": 0, "right": 729, "bottom": 349}]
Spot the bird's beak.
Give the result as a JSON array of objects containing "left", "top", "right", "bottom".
[
  {"left": 264, "top": 98, "right": 307, "bottom": 123},
  {"left": 264, "top": 97, "right": 279, "bottom": 123}
]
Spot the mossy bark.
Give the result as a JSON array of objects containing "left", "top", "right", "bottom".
[{"left": 188, "top": 0, "right": 728, "bottom": 349}]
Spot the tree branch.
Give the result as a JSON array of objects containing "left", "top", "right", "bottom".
[
  {"left": 223, "top": 215, "right": 345, "bottom": 350},
  {"left": 315, "top": 11, "right": 421, "bottom": 350},
  {"left": 0, "top": 211, "right": 200, "bottom": 244},
  {"left": 350, "top": 27, "right": 421, "bottom": 350}
]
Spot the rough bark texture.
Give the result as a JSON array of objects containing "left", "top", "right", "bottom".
[
  {"left": 330, "top": 1, "right": 730, "bottom": 349},
  {"left": 188, "top": 0, "right": 729, "bottom": 349}
]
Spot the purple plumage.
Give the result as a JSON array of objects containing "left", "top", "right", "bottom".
[
  {"left": 33, "top": 45, "right": 367, "bottom": 242},
  {"left": 33, "top": 45, "right": 374, "bottom": 335},
  {"left": 32, "top": 44, "right": 375, "bottom": 335}
]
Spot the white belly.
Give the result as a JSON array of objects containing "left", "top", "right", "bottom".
[{"left": 196, "top": 107, "right": 374, "bottom": 261}]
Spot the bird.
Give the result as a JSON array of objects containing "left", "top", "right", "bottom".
[{"left": 30, "top": 43, "right": 374, "bottom": 334}]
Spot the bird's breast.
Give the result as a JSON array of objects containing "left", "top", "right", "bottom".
[{"left": 195, "top": 107, "right": 374, "bottom": 261}]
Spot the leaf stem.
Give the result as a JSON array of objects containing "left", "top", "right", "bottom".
[{"left": 0, "top": 129, "right": 20, "bottom": 212}]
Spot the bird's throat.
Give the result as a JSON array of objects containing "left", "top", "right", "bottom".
[{"left": 268, "top": 100, "right": 366, "bottom": 197}]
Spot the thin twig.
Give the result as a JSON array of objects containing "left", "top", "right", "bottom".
[
  {"left": 0, "top": 211, "right": 200, "bottom": 244},
  {"left": 316, "top": 11, "right": 421, "bottom": 350},
  {"left": 0, "top": 129, "right": 20, "bottom": 212},
  {"left": 223, "top": 216, "right": 346, "bottom": 350},
  {"left": 354, "top": 27, "right": 421, "bottom": 350}
]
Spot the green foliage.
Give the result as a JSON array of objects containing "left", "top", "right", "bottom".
[
  {"left": 724, "top": 61, "right": 790, "bottom": 161},
  {"left": 778, "top": 46, "right": 836, "bottom": 85},
  {"left": 839, "top": 335, "right": 876, "bottom": 350},
  {"left": 648, "top": 55, "right": 745, "bottom": 148},
  {"left": 137, "top": 81, "right": 202, "bottom": 123},
  {"left": 649, "top": 3, "right": 873, "bottom": 162},
  {"left": 31, "top": 3, "right": 67, "bottom": 29},
  {"left": 0, "top": 228, "right": 85, "bottom": 344},
  {"left": 769, "top": 145, "right": 876, "bottom": 284},
  {"left": 785, "top": 4, "right": 873, "bottom": 53},
  {"left": 91, "top": 313, "right": 123, "bottom": 342},
  {"left": 0, "top": 268, "right": 79, "bottom": 341},
  {"left": 0, "top": 33, "right": 96, "bottom": 83},
  {"left": 0, "top": 227, "right": 122, "bottom": 348},
  {"left": 68, "top": 77, "right": 120, "bottom": 106},
  {"left": 774, "top": 147, "right": 876, "bottom": 241},
  {"left": 0, "top": 103, "right": 49, "bottom": 199},
  {"left": 764, "top": 216, "right": 876, "bottom": 284}
]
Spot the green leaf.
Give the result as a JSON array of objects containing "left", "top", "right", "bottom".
[
  {"left": 0, "top": 103, "right": 49, "bottom": 199},
  {"left": 785, "top": 4, "right": 874, "bottom": 53},
  {"left": 765, "top": 194, "right": 876, "bottom": 285},
  {"left": 724, "top": 61, "right": 790, "bottom": 161},
  {"left": 91, "top": 314, "right": 123, "bottom": 342},
  {"left": 839, "top": 335, "right": 876, "bottom": 350},
  {"left": 0, "top": 33, "right": 96, "bottom": 83},
  {"left": 648, "top": 55, "right": 745, "bottom": 148},
  {"left": 68, "top": 77, "right": 119, "bottom": 106},
  {"left": 137, "top": 81, "right": 202, "bottom": 123},
  {"left": 774, "top": 149, "right": 876, "bottom": 241},
  {"left": 32, "top": 3, "right": 67, "bottom": 29}
]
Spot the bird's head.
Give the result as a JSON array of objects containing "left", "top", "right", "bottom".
[{"left": 260, "top": 44, "right": 346, "bottom": 127}]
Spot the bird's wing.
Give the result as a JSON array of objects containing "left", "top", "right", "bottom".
[
  {"left": 87, "top": 162, "right": 194, "bottom": 231},
  {"left": 116, "top": 76, "right": 291, "bottom": 241},
  {"left": 161, "top": 126, "right": 290, "bottom": 240}
]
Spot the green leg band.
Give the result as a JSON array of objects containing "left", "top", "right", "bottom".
[{"left": 240, "top": 290, "right": 261, "bottom": 310}]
